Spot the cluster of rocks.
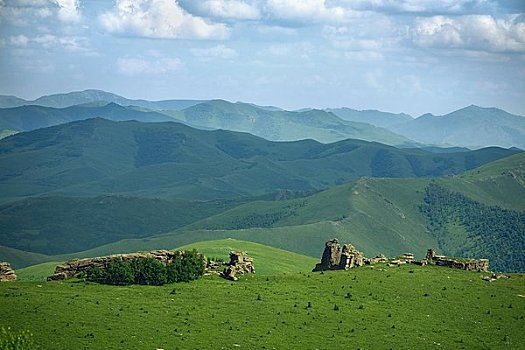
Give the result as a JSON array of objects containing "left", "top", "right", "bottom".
[
  {"left": 0, "top": 262, "right": 16, "bottom": 282},
  {"left": 220, "top": 251, "right": 255, "bottom": 281},
  {"left": 47, "top": 250, "right": 186, "bottom": 281},
  {"left": 425, "top": 249, "right": 489, "bottom": 272},
  {"left": 312, "top": 239, "right": 365, "bottom": 272},
  {"left": 312, "top": 239, "right": 490, "bottom": 273}
]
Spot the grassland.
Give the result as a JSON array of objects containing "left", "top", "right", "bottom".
[{"left": 2, "top": 263, "right": 524, "bottom": 349}]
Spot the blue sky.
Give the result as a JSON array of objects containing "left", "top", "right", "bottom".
[{"left": 0, "top": 0, "right": 524, "bottom": 116}]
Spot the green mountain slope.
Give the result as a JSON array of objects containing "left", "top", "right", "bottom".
[
  {"left": 173, "top": 99, "right": 412, "bottom": 145},
  {"left": 0, "top": 118, "right": 517, "bottom": 202},
  {"left": 0, "top": 196, "right": 242, "bottom": 255},
  {"left": 391, "top": 105, "right": 525, "bottom": 149},
  {"left": 68, "top": 153, "right": 524, "bottom": 272},
  {"left": 0, "top": 119, "right": 519, "bottom": 260}
]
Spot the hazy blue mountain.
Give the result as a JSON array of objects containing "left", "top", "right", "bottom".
[
  {"left": 327, "top": 108, "right": 413, "bottom": 129},
  {"left": 172, "top": 99, "right": 413, "bottom": 145},
  {"left": 0, "top": 95, "right": 27, "bottom": 108},
  {"left": 0, "top": 103, "right": 174, "bottom": 133},
  {"left": 390, "top": 105, "right": 525, "bottom": 149},
  {"left": 0, "top": 89, "right": 205, "bottom": 110}
]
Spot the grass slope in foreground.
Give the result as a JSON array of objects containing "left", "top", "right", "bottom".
[{"left": 1, "top": 264, "right": 523, "bottom": 349}]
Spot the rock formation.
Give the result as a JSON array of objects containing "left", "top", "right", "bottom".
[
  {"left": 220, "top": 251, "right": 255, "bottom": 281},
  {"left": 313, "top": 239, "right": 365, "bottom": 272},
  {"left": 0, "top": 262, "right": 16, "bottom": 282},
  {"left": 424, "top": 248, "right": 489, "bottom": 272},
  {"left": 47, "top": 250, "right": 185, "bottom": 281}
]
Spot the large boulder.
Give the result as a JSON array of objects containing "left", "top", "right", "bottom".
[
  {"left": 220, "top": 251, "right": 255, "bottom": 281},
  {"left": 0, "top": 262, "right": 16, "bottom": 282},
  {"left": 313, "top": 239, "right": 341, "bottom": 271},
  {"left": 313, "top": 239, "right": 366, "bottom": 272}
]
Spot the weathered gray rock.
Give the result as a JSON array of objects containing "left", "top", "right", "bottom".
[
  {"left": 47, "top": 250, "right": 184, "bottom": 281},
  {"left": 339, "top": 243, "right": 365, "bottom": 270},
  {"left": 220, "top": 251, "right": 255, "bottom": 281},
  {"left": 0, "top": 262, "right": 16, "bottom": 282},
  {"left": 424, "top": 248, "right": 489, "bottom": 272},
  {"left": 313, "top": 239, "right": 365, "bottom": 272}
]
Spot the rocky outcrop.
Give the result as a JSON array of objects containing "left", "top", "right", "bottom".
[
  {"left": 313, "top": 239, "right": 365, "bottom": 272},
  {"left": 424, "top": 248, "right": 489, "bottom": 272},
  {"left": 47, "top": 250, "right": 184, "bottom": 281},
  {"left": 220, "top": 251, "right": 255, "bottom": 281},
  {"left": 0, "top": 262, "right": 16, "bottom": 282}
]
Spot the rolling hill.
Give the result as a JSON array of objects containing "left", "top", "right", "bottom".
[
  {"left": 0, "top": 118, "right": 520, "bottom": 262},
  {"left": 0, "top": 118, "right": 517, "bottom": 201},
  {"left": 14, "top": 239, "right": 318, "bottom": 281},
  {"left": 3, "top": 153, "right": 524, "bottom": 271}
]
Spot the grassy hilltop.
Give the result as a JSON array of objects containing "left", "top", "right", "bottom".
[{"left": 2, "top": 240, "right": 524, "bottom": 349}]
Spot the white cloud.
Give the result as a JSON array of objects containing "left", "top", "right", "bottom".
[
  {"left": 55, "top": 0, "right": 81, "bottom": 23},
  {"left": 117, "top": 56, "right": 182, "bottom": 76},
  {"left": 9, "top": 34, "right": 28, "bottom": 46},
  {"left": 99, "top": 0, "right": 230, "bottom": 40},
  {"left": 180, "top": 0, "right": 261, "bottom": 20},
  {"left": 348, "top": 0, "right": 495, "bottom": 15},
  {"left": 264, "top": 0, "right": 352, "bottom": 23},
  {"left": 191, "top": 44, "right": 238, "bottom": 59},
  {"left": 0, "top": 0, "right": 53, "bottom": 26},
  {"left": 411, "top": 14, "right": 525, "bottom": 52}
]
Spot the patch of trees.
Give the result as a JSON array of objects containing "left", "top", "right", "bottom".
[
  {"left": 86, "top": 250, "right": 205, "bottom": 286},
  {"left": 421, "top": 183, "right": 525, "bottom": 272}
]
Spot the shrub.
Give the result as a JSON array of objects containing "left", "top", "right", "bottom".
[
  {"left": 131, "top": 258, "right": 167, "bottom": 286},
  {"left": 85, "top": 250, "right": 205, "bottom": 286},
  {"left": 105, "top": 260, "right": 134, "bottom": 285},
  {"left": 166, "top": 250, "right": 205, "bottom": 283}
]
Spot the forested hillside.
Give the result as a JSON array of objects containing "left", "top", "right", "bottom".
[{"left": 421, "top": 183, "right": 525, "bottom": 272}]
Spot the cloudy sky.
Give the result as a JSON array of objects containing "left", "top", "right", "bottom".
[{"left": 0, "top": 0, "right": 524, "bottom": 116}]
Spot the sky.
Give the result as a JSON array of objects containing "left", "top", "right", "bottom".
[{"left": 0, "top": 0, "right": 524, "bottom": 116}]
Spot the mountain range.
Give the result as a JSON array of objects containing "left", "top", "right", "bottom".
[
  {"left": 0, "top": 117, "right": 522, "bottom": 271},
  {"left": 2, "top": 89, "right": 524, "bottom": 149},
  {"left": 0, "top": 89, "right": 524, "bottom": 272}
]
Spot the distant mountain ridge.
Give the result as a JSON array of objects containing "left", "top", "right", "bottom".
[
  {"left": 0, "top": 89, "right": 205, "bottom": 110},
  {"left": 1, "top": 89, "right": 524, "bottom": 149},
  {"left": 0, "top": 97, "right": 414, "bottom": 146},
  {"left": 327, "top": 107, "right": 413, "bottom": 128},
  {"left": 389, "top": 105, "right": 525, "bottom": 149}
]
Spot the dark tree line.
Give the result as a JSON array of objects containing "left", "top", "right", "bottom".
[
  {"left": 421, "top": 183, "right": 525, "bottom": 272},
  {"left": 86, "top": 250, "right": 205, "bottom": 286}
]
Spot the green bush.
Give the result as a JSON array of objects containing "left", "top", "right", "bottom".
[
  {"left": 167, "top": 250, "right": 205, "bottom": 283},
  {"left": 85, "top": 251, "right": 205, "bottom": 286},
  {"left": 131, "top": 258, "right": 167, "bottom": 286},
  {"left": 0, "top": 326, "right": 38, "bottom": 350},
  {"left": 105, "top": 260, "right": 134, "bottom": 285}
]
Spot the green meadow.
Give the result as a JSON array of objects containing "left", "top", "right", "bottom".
[{"left": 2, "top": 240, "right": 524, "bottom": 349}]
